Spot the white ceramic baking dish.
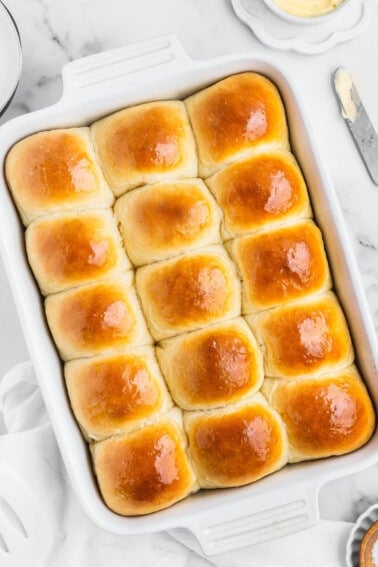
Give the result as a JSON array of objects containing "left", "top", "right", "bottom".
[{"left": 0, "top": 35, "right": 377, "bottom": 557}]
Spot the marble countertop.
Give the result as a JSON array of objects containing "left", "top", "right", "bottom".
[{"left": 1, "top": 0, "right": 378, "bottom": 549}]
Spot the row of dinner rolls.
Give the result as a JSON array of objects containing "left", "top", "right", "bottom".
[
  {"left": 91, "top": 400, "right": 288, "bottom": 515},
  {"left": 5, "top": 72, "right": 375, "bottom": 517},
  {"left": 90, "top": 362, "right": 375, "bottom": 515},
  {"left": 38, "top": 235, "right": 344, "bottom": 365},
  {"left": 6, "top": 73, "right": 289, "bottom": 226}
]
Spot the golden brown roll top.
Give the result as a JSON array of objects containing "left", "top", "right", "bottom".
[
  {"left": 136, "top": 246, "right": 241, "bottom": 341},
  {"left": 5, "top": 128, "right": 113, "bottom": 225},
  {"left": 247, "top": 292, "right": 354, "bottom": 379},
  {"left": 184, "top": 395, "right": 288, "bottom": 488},
  {"left": 206, "top": 151, "right": 311, "bottom": 239},
  {"left": 91, "top": 101, "right": 197, "bottom": 196},
  {"left": 262, "top": 366, "right": 375, "bottom": 462},
  {"left": 185, "top": 73, "right": 289, "bottom": 177},
  {"left": 157, "top": 318, "right": 263, "bottom": 410},
  {"left": 26, "top": 209, "right": 130, "bottom": 295},
  {"left": 65, "top": 347, "right": 172, "bottom": 440},
  {"left": 229, "top": 220, "right": 331, "bottom": 313},
  {"left": 45, "top": 275, "right": 152, "bottom": 360},
  {"left": 114, "top": 179, "right": 222, "bottom": 266},
  {"left": 92, "top": 409, "right": 198, "bottom": 515}
]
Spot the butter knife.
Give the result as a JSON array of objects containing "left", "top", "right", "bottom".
[{"left": 334, "top": 67, "right": 378, "bottom": 185}]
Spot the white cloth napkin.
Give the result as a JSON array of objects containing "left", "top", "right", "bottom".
[{"left": 0, "top": 362, "right": 353, "bottom": 567}]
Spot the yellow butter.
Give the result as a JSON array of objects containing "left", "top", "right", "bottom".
[
  {"left": 334, "top": 68, "right": 357, "bottom": 121},
  {"left": 272, "top": 0, "right": 343, "bottom": 17}
]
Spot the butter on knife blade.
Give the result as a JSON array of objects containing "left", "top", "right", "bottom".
[{"left": 334, "top": 67, "right": 378, "bottom": 185}]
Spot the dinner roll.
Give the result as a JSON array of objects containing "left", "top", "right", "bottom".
[
  {"left": 114, "top": 179, "right": 222, "bottom": 266},
  {"left": 26, "top": 210, "right": 130, "bottom": 295},
  {"left": 262, "top": 366, "right": 375, "bottom": 462},
  {"left": 157, "top": 318, "right": 263, "bottom": 410},
  {"left": 5, "top": 128, "right": 113, "bottom": 225},
  {"left": 185, "top": 73, "right": 288, "bottom": 177},
  {"left": 45, "top": 274, "right": 151, "bottom": 360},
  {"left": 228, "top": 220, "right": 331, "bottom": 313},
  {"left": 92, "top": 409, "right": 198, "bottom": 515},
  {"left": 136, "top": 246, "right": 241, "bottom": 341},
  {"left": 65, "top": 347, "right": 172, "bottom": 441},
  {"left": 184, "top": 395, "right": 288, "bottom": 488},
  {"left": 206, "top": 151, "right": 311, "bottom": 239},
  {"left": 91, "top": 101, "right": 197, "bottom": 196},
  {"left": 247, "top": 292, "right": 354, "bottom": 379}
]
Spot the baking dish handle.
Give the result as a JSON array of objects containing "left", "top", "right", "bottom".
[
  {"left": 61, "top": 34, "right": 196, "bottom": 98},
  {"left": 185, "top": 481, "right": 320, "bottom": 556}
]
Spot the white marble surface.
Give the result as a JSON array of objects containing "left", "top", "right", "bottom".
[{"left": 1, "top": 0, "right": 378, "bottom": 542}]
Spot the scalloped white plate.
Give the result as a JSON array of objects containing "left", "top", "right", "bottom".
[
  {"left": 346, "top": 503, "right": 378, "bottom": 567},
  {"left": 231, "top": 0, "right": 378, "bottom": 54},
  {"left": 0, "top": 1, "right": 22, "bottom": 115}
]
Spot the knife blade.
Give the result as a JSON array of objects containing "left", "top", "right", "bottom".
[{"left": 334, "top": 67, "right": 378, "bottom": 185}]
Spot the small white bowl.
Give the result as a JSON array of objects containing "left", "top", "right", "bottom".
[
  {"left": 231, "top": 0, "right": 376, "bottom": 53},
  {"left": 0, "top": 1, "right": 22, "bottom": 115},
  {"left": 262, "top": 0, "right": 352, "bottom": 26},
  {"left": 346, "top": 503, "right": 378, "bottom": 567}
]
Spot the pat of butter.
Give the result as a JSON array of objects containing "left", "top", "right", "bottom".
[
  {"left": 272, "top": 0, "right": 343, "bottom": 17},
  {"left": 334, "top": 67, "right": 357, "bottom": 122}
]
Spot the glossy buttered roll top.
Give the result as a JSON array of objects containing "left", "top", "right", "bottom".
[
  {"left": 206, "top": 151, "right": 311, "bottom": 239},
  {"left": 157, "top": 318, "right": 264, "bottom": 410},
  {"left": 26, "top": 209, "right": 130, "bottom": 295},
  {"left": 262, "top": 367, "right": 375, "bottom": 462},
  {"left": 65, "top": 348, "right": 172, "bottom": 440},
  {"left": 92, "top": 101, "right": 198, "bottom": 196},
  {"left": 5, "top": 128, "right": 113, "bottom": 225},
  {"left": 92, "top": 410, "right": 198, "bottom": 515},
  {"left": 185, "top": 73, "right": 289, "bottom": 177},
  {"left": 45, "top": 275, "right": 151, "bottom": 360},
  {"left": 247, "top": 292, "right": 354, "bottom": 379},
  {"left": 184, "top": 396, "right": 288, "bottom": 488},
  {"left": 136, "top": 246, "right": 241, "bottom": 340},
  {"left": 229, "top": 220, "right": 331, "bottom": 312},
  {"left": 115, "top": 179, "right": 222, "bottom": 266}
]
